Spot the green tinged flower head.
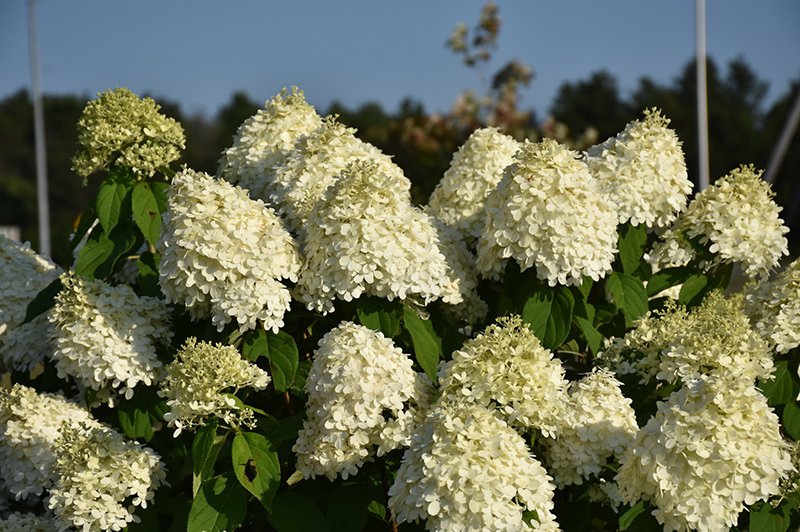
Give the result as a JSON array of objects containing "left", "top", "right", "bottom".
[
  {"left": 72, "top": 87, "right": 185, "bottom": 182},
  {"left": 744, "top": 256, "right": 800, "bottom": 354},
  {"left": 159, "top": 338, "right": 271, "bottom": 436},
  {"left": 438, "top": 315, "right": 568, "bottom": 436}
]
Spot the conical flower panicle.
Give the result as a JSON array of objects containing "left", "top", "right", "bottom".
[{"left": 476, "top": 138, "right": 618, "bottom": 286}]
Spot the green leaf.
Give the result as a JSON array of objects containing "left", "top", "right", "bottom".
[
  {"left": 783, "top": 401, "right": 800, "bottom": 440},
  {"left": 95, "top": 166, "right": 134, "bottom": 234},
  {"left": 618, "top": 222, "right": 649, "bottom": 275},
  {"left": 326, "top": 482, "right": 374, "bottom": 532},
  {"left": 356, "top": 296, "right": 402, "bottom": 338},
  {"left": 750, "top": 500, "right": 792, "bottom": 532},
  {"left": 74, "top": 221, "right": 138, "bottom": 280},
  {"left": 65, "top": 200, "right": 98, "bottom": 259},
  {"left": 136, "top": 251, "right": 162, "bottom": 298},
  {"left": 646, "top": 266, "right": 694, "bottom": 297},
  {"left": 23, "top": 276, "right": 63, "bottom": 323},
  {"left": 268, "top": 491, "right": 330, "bottom": 532},
  {"left": 242, "top": 329, "right": 299, "bottom": 392},
  {"left": 192, "top": 420, "right": 228, "bottom": 498},
  {"left": 403, "top": 306, "right": 442, "bottom": 383},
  {"left": 187, "top": 473, "right": 247, "bottom": 532},
  {"left": 132, "top": 182, "right": 163, "bottom": 246},
  {"left": 521, "top": 285, "right": 574, "bottom": 350},
  {"left": 574, "top": 316, "right": 603, "bottom": 355},
  {"left": 116, "top": 387, "right": 165, "bottom": 442},
  {"left": 618, "top": 500, "right": 661, "bottom": 531},
  {"left": 759, "top": 361, "right": 798, "bottom": 407},
  {"left": 606, "top": 272, "right": 648, "bottom": 327},
  {"left": 678, "top": 274, "right": 709, "bottom": 307},
  {"left": 619, "top": 500, "right": 646, "bottom": 530},
  {"left": 231, "top": 432, "right": 280, "bottom": 511}
]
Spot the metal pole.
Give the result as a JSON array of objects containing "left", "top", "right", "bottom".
[
  {"left": 763, "top": 88, "right": 800, "bottom": 185},
  {"left": 28, "top": 0, "right": 51, "bottom": 256},
  {"left": 696, "top": 0, "right": 710, "bottom": 191}
]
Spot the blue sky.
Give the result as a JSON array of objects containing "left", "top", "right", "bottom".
[{"left": 1, "top": 0, "right": 799, "bottom": 120}]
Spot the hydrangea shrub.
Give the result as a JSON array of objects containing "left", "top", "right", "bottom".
[{"left": 1, "top": 88, "right": 799, "bottom": 532}]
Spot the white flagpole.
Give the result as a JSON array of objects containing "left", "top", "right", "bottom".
[
  {"left": 696, "top": 0, "right": 710, "bottom": 191},
  {"left": 28, "top": 0, "right": 51, "bottom": 256}
]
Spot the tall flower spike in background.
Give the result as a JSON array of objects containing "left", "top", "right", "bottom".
[
  {"left": 71, "top": 87, "right": 185, "bottom": 182},
  {"left": 476, "top": 138, "right": 618, "bottom": 285},
  {"left": 218, "top": 87, "right": 322, "bottom": 203},
  {"left": 585, "top": 108, "right": 692, "bottom": 228},
  {"left": 158, "top": 168, "right": 301, "bottom": 332},
  {"left": 428, "top": 127, "right": 520, "bottom": 242},
  {"left": 293, "top": 322, "right": 433, "bottom": 481},
  {"left": 388, "top": 400, "right": 560, "bottom": 532},
  {"left": 48, "top": 272, "right": 173, "bottom": 404},
  {"left": 159, "top": 338, "right": 271, "bottom": 436},
  {"left": 0, "top": 235, "right": 61, "bottom": 373}
]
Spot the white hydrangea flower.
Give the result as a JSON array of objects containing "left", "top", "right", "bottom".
[
  {"left": 616, "top": 376, "right": 793, "bottom": 532},
  {"left": 71, "top": 87, "right": 185, "bottom": 181},
  {"left": 542, "top": 368, "right": 638, "bottom": 488},
  {"left": 0, "top": 384, "right": 100, "bottom": 500},
  {"left": 0, "top": 512, "right": 57, "bottom": 532},
  {"left": 743, "top": 257, "right": 800, "bottom": 355},
  {"left": 670, "top": 164, "right": 789, "bottom": 277},
  {"left": 159, "top": 337, "right": 271, "bottom": 436},
  {"left": 0, "top": 235, "right": 61, "bottom": 372},
  {"left": 293, "top": 322, "right": 433, "bottom": 481},
  {"left": 49, "top": 273, "right": 173, "bottom": 403},
  {"left": 270, "top": 116, "right": 412, "bottom": 234},
  {"left": 476, "top": 138, "right": 618, "bottom": 286},
  {"left": 295, "top": 161, "right": 454, "bottom": 314},
  {"left": 438, "top": 315, "right": 567, "bottom": 436},
  {"left": 656, "top": 290, "right": 773, "bottom": 385},
  {"left": 48, "top": 422, "right": 167, "bottom": 532},
  {"left": 388, "top": 400, "right": 560, "bottom": 532},
  {"left": 428, "top": 127, "right": 520, "bottom": 241},
  {"left": 218, "top": 87, "right": 322, "bottom": 202},
  {"left": 596, "top": 300, "right": 690, "bottom": 384},
  {"left": 158, "top": 168, "right": 301, "bottom": 332},
  {"left": 585, "top": 108, "right": 692, "bottom": 228}
]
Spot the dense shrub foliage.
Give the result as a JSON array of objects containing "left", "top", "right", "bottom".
[{"left": 2, "top": 87, "right": 800, "bottom": 532}]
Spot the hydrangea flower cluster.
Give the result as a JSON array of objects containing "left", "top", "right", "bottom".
[
  {"left": 0, "top": 384, "right": 99, "bottom": 500},
  {"left": 0, "top": 512, "right": 56, "bottom": 532},
  {"left": 666, "top": 164, "right": 789, "bottom": 277},
  {"left": 0, "top": 235, "right": 60, "bottom": 372},
  {"left": 616, "top": 377, "right": 793, "bottom": 532},
  {"left": 428, "top": 127, "right": 520, "bottom": 241},
  {"left": 49, "top": 422, "right": 167, "bottom": 532},
  {"left": 293, "top": 322, "right": 432, "bottom": 480},
  {"left": 476, "top": 138, "right": 618, "bottom": 286},
  {"left": 295, "top": 161, "right": 468, "bottom": 314},
  {"left": 585, "top": 108, "right": 692, "bottom": 228},
  {"left": 388, "top": 400, "right": 560, "bottom": 532},
  {"left": 218, "top": 87, "right": 322, "bottom": 202},
  {"left": 158, "top": 168, "right": 301, "bottom": 332},
  {"left": 655, "top": 291, "right": 773, "bottom": 384},
  {"left": 71, "top": 87, "right": 185, "bottom": 181},
  {"left": 270, "top": 117, "right": 411, "bottom": 233},
  {"left": 542, "top": 368, "right": 638, "bottom": 488},
  {"left": 48, "top": 273, "right": 173, "bottom": 403},
  {"left": 159, "top": 337, "right": 271, "bottom": 436},
  {"left": 743, "top": 257, "right": 800, "bottom": 354},
  {"left": 438, "top": 315, "right": 567, "bottom": 436}
]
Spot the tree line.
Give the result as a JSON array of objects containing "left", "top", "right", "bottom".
[{"left": 0, "top": 55, "right": 798, "bottom": 265}]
